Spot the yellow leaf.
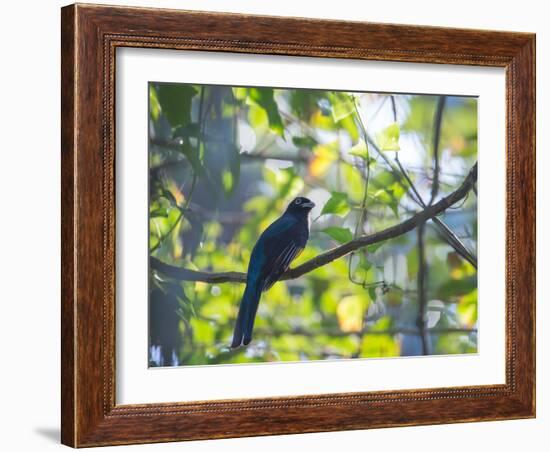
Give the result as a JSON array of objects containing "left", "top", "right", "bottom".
[
  {"left": 310, "top": 109, "right": 335, "bottom": 129},
  {"left": 308, "top": 142, "right": 337, "bottom": 178},
  {"left": 337, "top": 295, "right": 364, "bottom": 333},
  {"left": 458, "top": 289, "right": 478, "bottom": 327},
  {"left": 166, "top": 180, "right": 185, "bottom": 206}
]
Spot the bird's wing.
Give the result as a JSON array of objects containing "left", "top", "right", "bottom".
[
  {"left": 258, "top": 215, "right": 297, "bottom": 240},
  {"left": 246, "top": 213, "right": 306, "bottom": 292},
  {"left": 261, "top": 241, "right": 304, "bottom": 292}
]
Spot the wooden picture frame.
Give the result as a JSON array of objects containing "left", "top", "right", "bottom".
[{"left": 61, "top": 3, "right": 535, "bottom": 447}]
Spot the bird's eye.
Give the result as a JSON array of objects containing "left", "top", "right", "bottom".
[{"left": 295, "top": 199, "right": 302, "bottom": 205}]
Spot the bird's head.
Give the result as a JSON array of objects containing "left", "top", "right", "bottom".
[{"left": 285, "top": 197, "right": 315, "bottom": 215}]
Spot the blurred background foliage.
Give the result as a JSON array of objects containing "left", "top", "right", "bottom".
[{"left": 148, "top": 82, "right": 478, "bottom": 367}]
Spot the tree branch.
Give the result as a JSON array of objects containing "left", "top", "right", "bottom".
[
  {"left": 395, "top": 147, "right": 477, "bottom": 268},
  {"left": 429, "top": 96, "right": 446, "bottom": 205},
  {"left": 150, "top": 163, "right": 477, "bottom": 284},
  {"left": 239, "top": 151, "right": 310, "bottom": 163},
  {"left": 254, "top": 326, "right": 477, "bottom": 338}
]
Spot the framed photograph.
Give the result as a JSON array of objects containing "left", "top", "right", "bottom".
[{"left": 61, "top": 3, "right": 536, "bottom": 447}]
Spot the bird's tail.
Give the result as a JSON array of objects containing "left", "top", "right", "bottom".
[{"left": 231, "top": 282, "right": 262, "bottom": 348}]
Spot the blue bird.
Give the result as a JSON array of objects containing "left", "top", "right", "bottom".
[{"left": 231, "top": 196, "right": 315, "bottom": 348}]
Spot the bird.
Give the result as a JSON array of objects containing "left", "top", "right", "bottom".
[{"left": 231, "top": 196, "right": 315, "bottom": 348}]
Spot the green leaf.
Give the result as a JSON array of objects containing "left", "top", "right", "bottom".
[
  {"left": 330, "top": 92, "right": 355, "bottom": 122},
  {"left": 222, "top": 171, "right": 234, "bottom": 193},
  {"left": 248, "top": 87, "right": 284, "bottom": 137},
  {"left": 289, "top": 89, "right": 325, "bottom": 117},
  {"left": 377, "top": 122, "right": 401, "bottom": 151},
  {"left": 156, "top": 84, "right": 197, "bottom": 128},
  {"left": 176, "top": 284, "right": 196, "bottom": 319},
  {"left": 322, "top": 226, "right": 353, "bottom": 244},
  {"left": 150, "top": 208, "right": 169, "bottom": 218},
  {"left": 458, "top": 288, "right": 478, "bottom": 326},
  {"left": 338, "top": 114, "right": 359, "bottom": 142},
  {"left": 232, "top": 87, "right": 248, "bottom": 101},
  {"left": 388, "top": 181, "right": 406, "bottom": 202},
  {"left": 388, "top": 200, "right": 399, "bottom": 217},
  {"left": 292, "top": 135, "right": 317, "bottom": 148},
  {"left": 149, "top": 85, "right": 161, "bottom": 121},
  {"left": 372, "top": 188, "right": 399, "bottom": 217},
  {"left": 437, "top": 275, "right": 477, "bottom": 299},
  {"left": 320, "top": 192, "right": 350, "bottom": 217},
  {"left": 368, "top": 287, "right": 377, "bottom": 302},
  {"left": 349, "top": 139, "right": 369, "bottom": 160},
  {"left": 341, "top": 162, "right": 365, "bottom": 203}
]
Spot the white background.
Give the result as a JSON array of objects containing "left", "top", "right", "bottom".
[
  {"left": 117, "top": 49, "right": 506, "bottom": 404},
  {"left": 0, "top": 0, "right": 545, "bottom": 451}
]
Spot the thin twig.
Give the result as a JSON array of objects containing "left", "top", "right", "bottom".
[
  {"left": 149, "top": 211, "right": 184, "bottom": 253},
  {"left": 184, "top": 87, "right": 206, "bottom": 209},
  {"left": 416, "top": 222, "right": 431, "bottom": 355},
  {"left": 348, "top": 96, "right": 372, "bottom": 287},
  {"left": 150, "top": 163, "right": 477, "bottom": 283},
  {"left": 395, "top": 154, "right": 424, "bottom": 206},
  {"left": 390, "top": 95, "right": 397, "bottom": 122},
  {"left": 429, "top": 96, "right": 447, "bottom": 205},
  {"left": 395, "top": 147, "right": 477, "bottom": 268},
  {"left": 254, "top": 326, "right": 477, "bottom": 338}
]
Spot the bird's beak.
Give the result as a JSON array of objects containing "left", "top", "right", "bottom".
[{"left": 302, "top": 201, "right": 315, "bottom": 208}]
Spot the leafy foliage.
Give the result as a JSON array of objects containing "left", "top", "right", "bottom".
[
  {"left": 148, "top": 84, "right": 478, "bottom": 366},
  {"left": 320, "top": 192, "right": 350, "bottom": 217},
  {"left": 377, "top": 122, "right": 401, "bottom": 151},
  {"left": 322, "top": 226, "right": 354, "bottom": 244}
]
